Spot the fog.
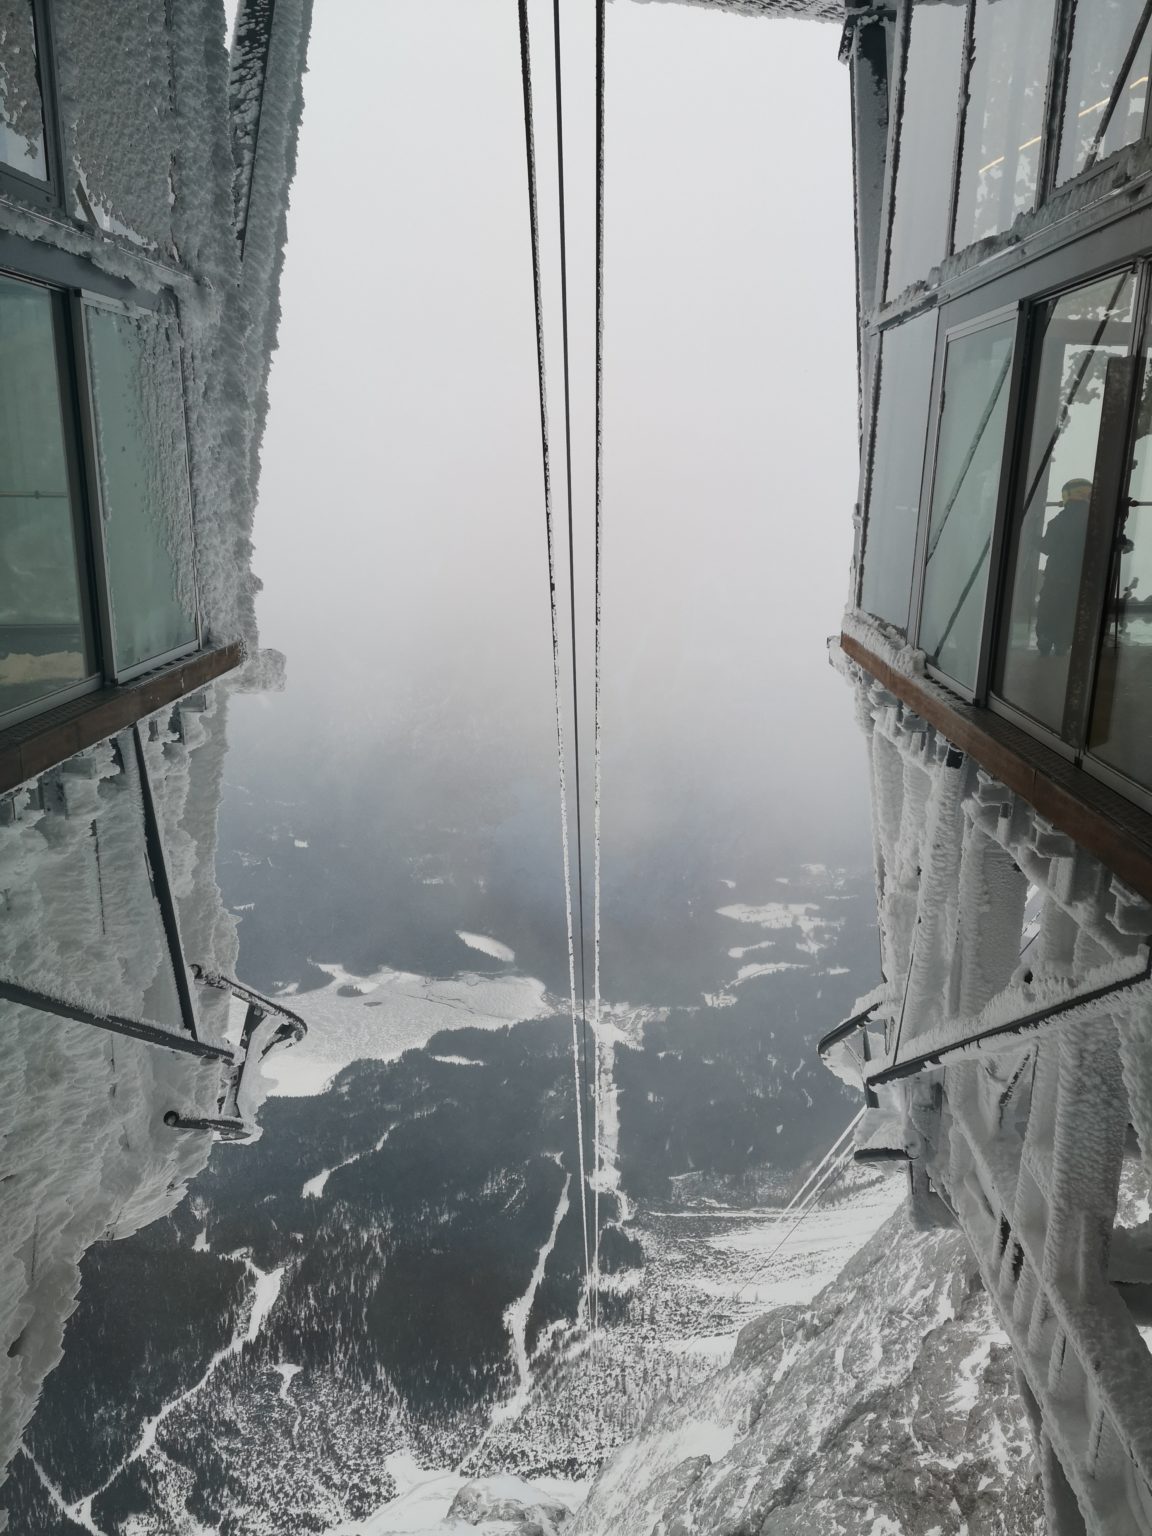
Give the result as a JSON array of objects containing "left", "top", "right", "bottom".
[{"left": 228, "top": 0, "right": 871, "bottom": 928}]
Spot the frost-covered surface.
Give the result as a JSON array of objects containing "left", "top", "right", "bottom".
[
  {"left": 0, "top": 696, "right": 244, "bottom": 1524},
  {"left": 572, "top": 1205, "right": 1045, "bottom": 1536},
  {"left": 638, "top": 0, "right": 842, "bottom": 19},
  {"left": 828, "top": 672, "right": 1152, "bottom": 1532},
  {"left": 0, "top": 2, "right": 313, "bottom": 1522}
]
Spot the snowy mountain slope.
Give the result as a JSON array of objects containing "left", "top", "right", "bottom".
[{"left": 569, "top": 1205, "right": 1045, "bottom": 1536}]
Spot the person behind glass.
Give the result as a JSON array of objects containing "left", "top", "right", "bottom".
[{"left": 1036, "top": 477, "right": 1093, "bottom": 657}]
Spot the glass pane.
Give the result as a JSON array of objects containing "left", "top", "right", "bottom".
[
  {"left": 1057, "top": 0, "right": 1152, "bottom": 184},
  {"left": 0, "top": 275, "right": 91, "bottom": 716},
  {"left": 860, "top": 310, "right": 937, "bottom": 631},
  {"left": 51, "top": 3, "right": 173, "bottom": 249},
  {"left": 919, "top": 319, "right": 1015, "bottom": 689},
  {"left": 996, "top": 270, "right": 1135, "bottom": 733},
  {"left": 953, "top": 0, "right": 1057, "bottom": 249},
  {"left": 0, "top": 0, "right": 47, "bottom": 180},
  {"left": 1089, "top": 325, "right": 1152, "bottom": 790},
  {"left": 885, "top": 0, "right": 967, "bottom": 300},
  {"left": 84, "top": 305, "right": 198, "bottom": 673}
]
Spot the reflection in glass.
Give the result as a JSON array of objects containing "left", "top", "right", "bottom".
[
  {"left": 919, "top": 320, "right": 1015, "bottom": 689},
  {"left": 953, "top": 0, "right": 1057, "bottom": 249},
  {"left": 1058, "top": 0, "right": 1152, "bottom": 184},
  {"left": 1090, "top": 322, "right": 1152, "bottom": 791},
  {"left": 997, "top": 271, "right": 1135, "bottom": 734},
  {"left": 0, "top": 275, "right": 92, "bottom": 717},
  {"left": 0, "top": 0, "right": 47, "bottom": 179},
  {"left": 885, "top": 0, "right": 967, "bottom": 300},
  {"left": 860, "top": 310, "right": 937, "bottom": 631},
  {"left": 84, "top": 306, "right": 198, "bottom": 674}
]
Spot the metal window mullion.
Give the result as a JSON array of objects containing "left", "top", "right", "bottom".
[
  {"left": 1038, "top": 0, "right": 1076, "bottom": 203},
  {"left": 48, "top": 283, "right": 102, "bottom": 689},
  {"left": 976, "top": 303, "right": 1031, "bottom": 703},
  {"left": 948, "top": 0, "right": 978, "bottom": 258},
  {"left": 855, "top": 330, "right": 886, "bottom": 610},
  {"left": 987, "top": 295, "right": 1052, "bottom": 711},
  {"left": 909, "top": 310, "right": 950, "bottom": 649},
  {"left": 68, "top": 292, "right": 119, "bottom": 684},
  {"left": 877, "top": 0, "right": 914, "bottom": 307},
  {"left": 32, "top": 0, "right": 67, "bottom": 211},
  {"left": 172, "top": 298, "right": 205, "bottom": 652}
]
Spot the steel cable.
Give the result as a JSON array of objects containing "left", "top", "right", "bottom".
[{"left": 517, "top": 0, "right": 592, "bottom": 1307}]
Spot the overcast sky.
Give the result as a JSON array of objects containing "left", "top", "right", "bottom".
[{"left": 231, "top": 0, "right": 871, "bottom": 893}]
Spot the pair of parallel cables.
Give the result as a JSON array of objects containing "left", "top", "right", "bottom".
[{"left": 517, "top": 0, "right": 607, "bottom": 1326}]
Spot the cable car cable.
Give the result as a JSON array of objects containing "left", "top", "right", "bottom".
[
  {"left": 590, "top": 0, "right": 607, "bottom": 1336},
  {"left": 550, "top": 0, "right": 594, "bottom": 1139},
  {"left": 517, "top": 0, "right": 592, "bottom": 1308}
]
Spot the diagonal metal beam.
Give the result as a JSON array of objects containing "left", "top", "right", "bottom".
[
  {"left": 0, "top": 978, "right": 231, "bottom": 1061},
  {"left": 133, "top": 722, "right": 200, "bottom": 1041}
]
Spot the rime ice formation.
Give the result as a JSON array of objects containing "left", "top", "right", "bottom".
[
  {"left": 0, "top": 1, "right": 313, "bottom": 1521},
  {"left": 0, "top": 702, "right": 239, "bottom": 1518},
  {"left": 820, "top": 618, "right": 1152, "bottom": 1534},
  {"left": 570, "top": 1203, "right": 1045, "bottom": 1535}
]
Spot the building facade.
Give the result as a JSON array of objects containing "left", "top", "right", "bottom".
[
  {"left": 825, "top": 2, "right": 1152, "bottom": 1532},
  {"left": 0, "top": 0, "right": 311, "bottom": 1509}
]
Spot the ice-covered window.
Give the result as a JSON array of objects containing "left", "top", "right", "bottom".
[
  {"left": 0, "top": 275, "right": 94, "bottom": 720},
  {"left": 918, "top": 316, "right": 1015, "bottom": 689},
  {"left": 952, "top": 0, "right": 1057, "bottom": 250},
  {"left": 860, "top": 309, "right": 938, "bottom": 632},
  {"left": 83, "top": 305, "right": 198, "bottom": 676},
  {"left": 53, "top": 0, "right": 175, "bottom": 250},
  {"left": 0, "top": 0, "right": 47, "bottom": 181},
  {"left": 996, "top": 269, "right": 1135, "bottom": 734},
  {"left": 884, "top": 0, "right": 967, "bottom": 300},
  {"left": 1057, "top": 0, "right": 1152, "bottom": 184}
]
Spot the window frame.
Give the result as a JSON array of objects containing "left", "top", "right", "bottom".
[
  {"left": 71, "top": 290, "right": 202, "bottom": 685},
  {"left": 0, "top": 244, "right": 201, "bottom": 728},
  {"left": 860, "top": 203, "right": 1152, "bottom": 807},
  {"left": 879, "top": 0, "right": 970, "bottom": 306},
  {"left": 911, "top": 301, "right": 1027, "bottom": 704},
  {"left": 856, "top": 301, "right": 940, "bottom": 628},
  {"left": 0, "top": 0, "right": 67, "bottom": 215},
  {"left": 1048, "top": 0, "right": 1152, "bottom": 196},
  {"left": 986, "top": 261, "right": 1145, "bottom": 764},
  {"left": 878, "top": 0, "right": 1152, "bottom": 312},
  {"left": 0, "top": 269, "right": 101, "bottom": 729}
]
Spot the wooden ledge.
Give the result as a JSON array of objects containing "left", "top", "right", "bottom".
[
  {"left": 0, "top": 641, "right": 244, "bottom": 796},
  {"left": 840, "top": 631, "right": 1152, "bottom": 906}
]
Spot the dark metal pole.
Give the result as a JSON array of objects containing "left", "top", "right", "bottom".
[{"left": 133, "top": 723, "right": 200, "bottom": 1041}]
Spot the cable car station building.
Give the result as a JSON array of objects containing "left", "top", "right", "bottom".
[
  {"left": 0, "top": 1, "right": 312, "bottom": 1496},
  {"left": 821, "top": 1, "right": 1152, "bottom": 1531}
]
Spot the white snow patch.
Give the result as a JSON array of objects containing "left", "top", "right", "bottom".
[
  {"left": 325, "top": 1456, "right": 585, "bottom": 1534},
  {"left": 493, "top": 1176, "right": 571, "bottom": 1426},
  {"left": 734, "top": 961, "right": 804, "bottom": 984},
  {"left": 273, "top": 1363, "right": 302, "bottom": 1401},
  {"left": 718, "top": 901, "right": 821, "bottom": 931},
  {"left": 265, "top": 963, "right": 549, "bottom": 1097},
  {"left": 192, "top": 1229, "right": 210, "bottom": 1253},
  {"left": 455, "top": 931, "right": 515, "bottom": 963}
]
